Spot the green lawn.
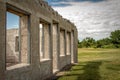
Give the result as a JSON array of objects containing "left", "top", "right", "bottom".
[{"left": 57, "top": 48, "right": 120, "bottom": 80}]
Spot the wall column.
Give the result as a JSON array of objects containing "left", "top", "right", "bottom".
[
  {"left": 0, "top": 1, "right": 6, "bottom": 80},
  {"left": 20, "top": 15, "right": 29, "bottom": 63},
  {"left": 52, "top": 23, "right": 60, "bottom": 72},
  {"left": 30, "top": 15, "right": 39, "bottom": 65},
  {"left": 64, "top": 30, "right": 67, "bottom": 56},
  {"left": 30, "top": 15, "right": 41, "bottom": 80},
  {"left": 73, "top": 30, "right": 78, "bottom": 63}
]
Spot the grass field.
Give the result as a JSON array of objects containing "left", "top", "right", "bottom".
[{"left": 57, "top": 48, "right": 120, "bottom": 80}]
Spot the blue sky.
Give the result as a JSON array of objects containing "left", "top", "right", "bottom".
[
  {"left": 7, "top": 12, "right": 19, "bottom": 29},
  {"left": 45, "top": 0, "right": 105, "bottom": 7},
  {"left": 7, "top": 0, "right": 120, "bottom": 40}
]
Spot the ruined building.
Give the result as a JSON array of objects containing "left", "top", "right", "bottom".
[{"left": 0, "top": 0, "right": 78, "bottom": 80}]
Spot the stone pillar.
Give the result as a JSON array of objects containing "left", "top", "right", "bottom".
[
  {"left": 30, "top": 15, "right": 41, "bottom": 80},
  {"left": 30, "top": 15, "right": 40, "bottom": 64},
  {"left": 73, "top": 30, "right": 78, "bottom": 63},
  {"left": 52, "top": 23, "right": 59, "bottom": 71},
  {"left": 43, "top": 23, "right": 50, "bottom": 59},
  {"left": 20, "top": 15, "right": 29, "bottom": 63},
  {"left": 60, "top": 29, "right": 65, "bottom": 56},
  {"left": 64, "top": 30, "right": 67, "bottom": 56},
  {"left": 71, "top": 31, "right": 74, "bottom": 63},
  {"left": 0, "top": 1, "right": 6, "bottom": 80},
  {"left": 75, "top": 30, "right": 78, "bottom": 63}
]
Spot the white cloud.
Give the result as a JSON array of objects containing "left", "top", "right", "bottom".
[{"left": 52, "top": 0, "right": 120, "bottom": 40}]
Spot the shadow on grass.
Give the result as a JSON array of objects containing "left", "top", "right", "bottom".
[
  {"left": 107, "top": 64, "right": 120, "bottom": 71},
  {"left": 77, "top": 61, "right": 102, "bottom": 80},
  {"left": 54, "top": 61, "right": 102, "bottom": 80}
]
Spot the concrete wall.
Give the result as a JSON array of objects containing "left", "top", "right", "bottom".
[
  {"left": 0, "top": 0, "right": 78, "bottom": 80},
  {"left": 6, "top": 29, "right": 19, "bottom": 66}
]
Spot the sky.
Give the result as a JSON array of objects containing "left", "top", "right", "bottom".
[
  {"left": 7, "top": 0, "right": 120, "bottom": 40},
  {"left": 7, "top": 12, "right": 19, "bottom": 29},
  {"left": 46, "top": 0, "right": 120, "bottom": 40}
]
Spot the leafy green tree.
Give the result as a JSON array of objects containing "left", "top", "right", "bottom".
[
  {"left": 110, "top": 30, "right": 120, "bottom": 48},
  {"left": 96, "top": 38, "right": 112, "bottom": 48},
  {"left": 110, "top": 30, "right": 120, "bottom": 43},
  {"left": 81, "top": 37, "right": 95, "bottom": 48}
]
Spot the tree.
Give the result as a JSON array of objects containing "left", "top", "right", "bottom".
[
  {"left": 81, "top": 37, "right": 95, "bottom": 48},
  {"left": 110, "top": 30, "right": 120, "bottom": 48},
  {"left": 96, "top": 38, "right": 112, "bottom": 48}
]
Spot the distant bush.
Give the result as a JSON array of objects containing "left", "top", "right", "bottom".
[
  {"left": 78, "top": 43, "right": 82, "bottom": 48},
  {"left": 101, "top": 44, "right": 116, "bottom": 48},
  {"left": 114, "top": 44, "right": 120, "bottom": 48}
]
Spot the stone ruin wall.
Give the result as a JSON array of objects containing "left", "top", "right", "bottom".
[
  {"left": 6, "top": 29, "right": 19, "bottom": 66},
  {"left": 0, "top": 0, "right": 78, "bottom": 80}
]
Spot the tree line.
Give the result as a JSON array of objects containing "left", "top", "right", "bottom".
[{"left": 78, "top": 30, "right": 120, "bottom": 48}]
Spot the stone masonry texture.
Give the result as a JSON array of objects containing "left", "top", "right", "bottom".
[{"left": 0, "top": 0, "right": 78, "bottom": 80}]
